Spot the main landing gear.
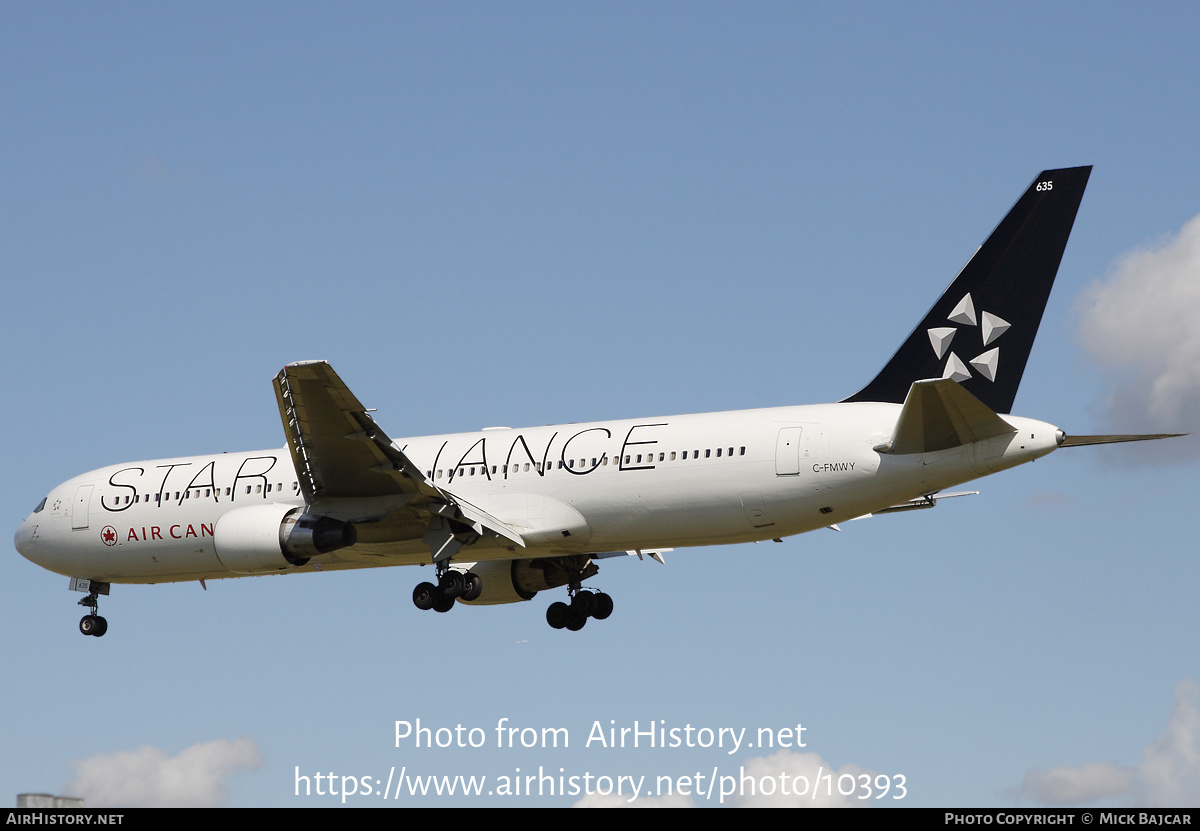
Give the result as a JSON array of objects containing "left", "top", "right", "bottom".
[
  {"left": 412, "top": 568, "right": 483, "bottom": 613},
  {"left": 78, "top": 590, "right": 108, "bottom": 637},
  {"left": 546, "top": 589, "right": 613, "bottom": 632},
  {"left": 408, "top": 556, "right": 615, "bottom": 631},
  {"left": 537, "top": 556, "right": 612, "bottom": 632}
]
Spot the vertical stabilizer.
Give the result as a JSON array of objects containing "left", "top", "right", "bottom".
[{"left": 843, "top": 166, "right": 1091, "bottom": 413}]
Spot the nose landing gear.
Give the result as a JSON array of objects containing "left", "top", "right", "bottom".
[{"left": 77, "top": 587, "right": 108, "bottom": 637}]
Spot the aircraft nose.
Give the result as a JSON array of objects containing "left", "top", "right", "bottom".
[
  {"left": 14, "top": 506, "right": 51, "bottom": 567},
  {"left": 14, "top": 516, "right": 35, "bottom": 560}
]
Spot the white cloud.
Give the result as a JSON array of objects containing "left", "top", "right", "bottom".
[
  {"left": 1019, "top": 680, "right": 1200, "bottom": 808},
  {"left": 572, "top": 749, "right": 876, "bottom": 808},
  {"left": 1018, "top": 762, "right": 1137, "bottom": 806},
  {"left": 65, "top": 737, "right": 262, "bottom": 808},
  {"left": 1140, "top": 679, "right": 1200, "bottom": 806},
  {"left": 1076, "top": 215, "right": 1200, "bottom": 457}
]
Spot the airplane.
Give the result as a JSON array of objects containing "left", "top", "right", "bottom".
[{"left": 14, "top": 166, "right": 1179, "bottom": 637}]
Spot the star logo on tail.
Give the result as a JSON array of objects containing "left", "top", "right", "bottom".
[{"left": 926, "top": 293, "right": 1010, "bottom": 383}]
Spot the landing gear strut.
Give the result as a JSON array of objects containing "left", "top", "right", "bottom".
[
  {"left": 78, "top": 590, "right": 108, "bottom": 637},
  {"left": 412, "top": 567, "right": 482, "bottom": 613}
]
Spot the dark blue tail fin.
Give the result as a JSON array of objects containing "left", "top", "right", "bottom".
[{"left": 843, "top": 166, "right": 1092, "bottom": 414}]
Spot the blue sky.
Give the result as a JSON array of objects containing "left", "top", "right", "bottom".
[{"left": 3, "top": 3, "right": 1199, "bottom": 807}]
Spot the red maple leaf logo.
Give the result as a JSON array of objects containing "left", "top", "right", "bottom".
[{"left": 101, "top": 526, "right": 117, "bottom": 546}]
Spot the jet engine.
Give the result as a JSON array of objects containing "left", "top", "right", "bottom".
[{"left": 213, "top": 504, "right": 356, "bottom": 574}]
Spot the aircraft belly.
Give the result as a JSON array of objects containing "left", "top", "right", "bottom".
[{"left": 559, "top": 468, "right": 765, "bottom": 550}]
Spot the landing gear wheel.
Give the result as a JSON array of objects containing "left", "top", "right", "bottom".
[
  {"left": 564, "top": 608, "right": 587, "bottom": 631},
  {"left": 413, "top": 582, "right": 437, "bottom": 611},
  {"left": 546, "top": 602, "right": 570, "bottom": 630},
  {"left": 592, "top": 592, "right": 614, "bottom": 621},
  {"left": 79, "top": 614, "right": 107, "bottom": 637},
  {"left": 431, "top": 592, "right": 455, "bottom": 613},
  {"left": 461, "top": 572, "right": 483, "bottom": 602},
  {"left": 439, "top": 570, "right": 466, "bottom": 599},
  {"left": 571, "top": 592, "right": 596, "bottom": 617}
]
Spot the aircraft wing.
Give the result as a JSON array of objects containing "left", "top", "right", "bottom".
[
  {"left": 275, "top": 360, "right": 435, "bottom": 501},
  {"left": 274, "top": 361, "right": 524, "bottom": 556}
]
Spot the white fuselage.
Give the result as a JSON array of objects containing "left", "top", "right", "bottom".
[{"left": 14, "top": 402, "right": 1061, "bottom": 584}]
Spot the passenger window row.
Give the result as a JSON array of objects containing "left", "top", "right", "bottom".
[
  {"left": 427, "top": 446, "right": 747, "bottom": 480},
  {"left": 109, "top": 481, "right": 301, "bottom": 506}
]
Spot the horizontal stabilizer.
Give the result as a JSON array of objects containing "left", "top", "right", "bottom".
[
  {"left": 879, "top": 378, "right": 1015, "bottom": 455},
  {"left": 1058, "top": 433, "right": 1185, "bottom": 447}
]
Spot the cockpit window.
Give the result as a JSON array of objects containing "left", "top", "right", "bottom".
[{"left": 34, "top": 497, "right": 47, "bottom": 513}]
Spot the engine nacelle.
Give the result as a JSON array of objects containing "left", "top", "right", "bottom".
[
  {"left": 279, "top": 510, "right": 358, "bottom": 559},
  {"left": 457, "top": 557, "right": 595, "bottom": 605},
  {"left": 213, "top": 504, "right": 356, "bottom": 574}
]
